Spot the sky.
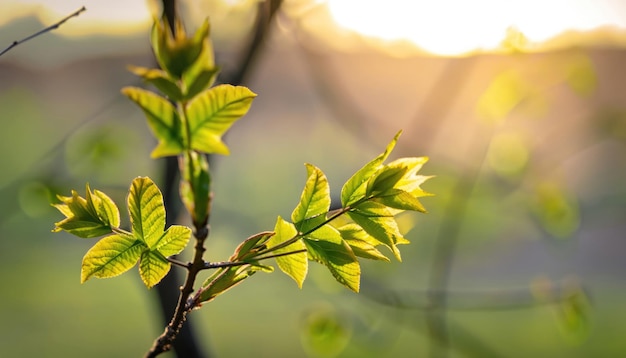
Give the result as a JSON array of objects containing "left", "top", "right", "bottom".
[{"left": 2, "top": 0, "right": 626, "bottom": 55}]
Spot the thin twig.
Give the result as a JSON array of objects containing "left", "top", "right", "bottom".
[
  {"left": 167, "top": 257, "right": 191, "bottom": 269},
  {"left": 202, "top": 249, "right": 308, "bottom": 270},
  {"left": 0, "top": 6, "right": 87, "bottom": 57}
]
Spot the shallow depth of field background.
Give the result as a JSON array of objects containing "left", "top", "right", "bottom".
[{"left": 1, "top": 1, "right": 626, "bottom": 357}]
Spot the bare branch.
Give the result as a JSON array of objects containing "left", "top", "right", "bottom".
[{"left": 0, "top": 6, "right": 86, "bottom": 57}]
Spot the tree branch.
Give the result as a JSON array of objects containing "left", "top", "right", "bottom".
[{"left": 0, "top": 6, "right": 87, "bottom": 57}]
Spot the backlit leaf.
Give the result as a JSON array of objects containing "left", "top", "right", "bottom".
[
  {"left": 81, "top": 233, "right": 144, "bottom": 283},
  {"left": 372, "top": 188, "right": 427, "bottom": 213},
  {"left": 186, "top": 84, "right": 256, "bottom": 155},
  {"left": 366, "top": 165, "right": 407, "bottom": 196},
  {"left": 127, "top": 65, "right": 183, "bottom": 101},
  {"left": 155, "top": 225, "right": 192, "bottom": 257},
  {"left": 349, "top": 202, "right": 408, "bottom": 261},
  {"left": 337, "top": 223, "right": 390, "bottom": 261},
  {"left": 53, "top": 184, "right": 119, "bottom": 238},
  {"left": 139, "top": 250, "right": 171, "bottom": 288},
  {"left": 121, "top": 87, "right": 184, "bottom": 158},
  {"left": 179, "top": 151, "right": 211, "bottom": 225},
  {"left": 304, "top": 234, "right": 361, "bottom": 292},
  {"left": 341, "top": 131, "right": 401, "bottom": 206},
  {"left": 128, "top": 177, "right": 166, "bottom": 249},
  {"left": 292, "top": 164, "right": 331, "bottom": 232},
  {"left": 267, "top": 216, "right": 307, "bottom": 288},
  {"left": 231, "top": 231, "right": 274, "bottom": 261}
]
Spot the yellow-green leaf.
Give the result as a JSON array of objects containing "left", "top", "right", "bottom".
[
  {"left": 304, "top": 237, "right": 361, "bottom": 292},
  {"left": 267, "top": 216, "right": 307, "bottom": 288},
  {"left": 139, "top": 250, "right": 171, "bottom": 288},
  {"left": 337, "top": 223, "right": 390, "bottom": 262},
  {"left": 81, "top": 233, "right": 145, "bottom": 283},
  {"left": 53, "top": 184, "right": 120, "bottom": 238},
  {"left": 292, "top": 163, "right": 331, "bottom": 232},
  {"left": 128, "top": 177, "right": 167, "bottom": 249},
  {"left": 156, "top": 225, "right": 192, "bottom": 257},
  {"left": 186, "top": 84, "right": 257, "bottom": 155},
  {"left": 121, "top": 87, "right": 184, "bottom": 158},
  {"left": 341, "top": 131, "right": 401, "bottom": 206},
  {"left": 127, "top": 65, "right": 183, "bottom": 101}
]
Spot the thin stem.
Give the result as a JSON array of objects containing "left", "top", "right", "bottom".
[
  {"left": 254, "top": 206, "right": 352, "bottom": 257},
  {"left": 0, "top": 7, "right": 86, "bottom": 57},
  {"left": 167, "top": 257, "right": 191, "bottom": 269},
  {"left": 202, "top": 249, "right": 308, "bottom": 270}
]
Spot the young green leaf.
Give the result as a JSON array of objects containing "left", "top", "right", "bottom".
[
  {"left": 139, "top": 250, "right": 171, "bottom": 288},
  {"left": 366, "top": 165, "right": 408, "bottom": 197},
  {"left": 196, "top": 265, "right": 260, "bottom": 305},
  {"left": 121, "top": 87, "right": 184, "bottom": 158},
  {"left": 266, "top": 216, "right": 307, "bottom": 288},
  {"left": 348, "top": 201, "right": 408, "bottom": 261},
  {"left": 128, "top": 177, "right": 167, "bottom": 249},
  {"left": 81, "top": 233, "right": 145, "bottom": 283},
  {"left": 127, "top": 177, "right": 191, "bottom": 287},
  {"left": 371, "top": 188, "right": 427, "bottom": 213},
  {"left": 127, "top": 65, "right": 183, "bottom": 101},
  {"left": 151, "top": 17, "right": 210, "bottom": 79},
  {"left": 304, "top": 237, "right": 361, "bottom": 292},
  {"left": 183, "top": 67, "right": 219, "bottom": 101},
  {"left": 292, "top": 163, "right": 331, "bottom": 232},
  {"left": 186, "top": 84, "right": 257, "bottom": 155},
  {"left": 53, "top": 184, "right": 120, "bottom": 238},
  {"left": 179, "top": 151, "right": 211, "bottom": 225},
  {"left": 231, "top": 231, "right": 274, "bottom": 261},
  {"left": 341, "top": 130, "right": 401, "bottom": 206},
  {"left": 336, "top": 223, "right": 390, "bottom": 262},
  {"left": 386, "top": 157, "right": 432, "bottom": 198}
]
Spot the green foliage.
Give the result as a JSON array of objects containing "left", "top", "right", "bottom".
[
  {"left": 51, "top": 16, "right": 432, "bottom": 356},
  {"left": 55, "top": 177, "right": 191, "bottom": 288},
  {"left": 53, "top": 184, "right": 119, "bottom": 238}
]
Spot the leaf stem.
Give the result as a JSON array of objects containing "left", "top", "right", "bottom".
[
  {"left": 254, "top": 206, "right": 352, "bottom": 258},
  {"left": 167, "top": 257, "right": 191, "bottom": 269}
]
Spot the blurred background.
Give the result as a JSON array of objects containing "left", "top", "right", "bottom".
[{"left": 1, "top": 0, "right": 626, "bottom": 357}]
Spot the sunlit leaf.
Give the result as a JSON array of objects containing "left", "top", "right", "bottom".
[
  {"left": 337, "top": 223, "right": 390, "bottom": 261},
  {"left": 179, "top": 151, "right": 211, "bottom": 225},
  {"left": 91, "top": 188, "right": 121, "bottom": 228},
  {"left": 372, "top": 188, "right": 427, "bottom": 213},
  {"left": 366, "top": 165, "right": 407, "bottom": 196},
  {"left": 197, "top": 265, "right": 261, "bottom": 304},
  {"left": 156, "top": 225, "right": 192, "bottom": 257},
  {"left": 341, "top": 131, "right": 401, "bottom": 206},
  {"left": 81, "top": 233, "right": 145, "bottom": 283},
  {"left": 53, "top": 184, "right": 119, "bottom": 238},
  {"left": 151, "top": 17, "right": 209, "bottom": 79},
  {"left": 231, "top": 231, "right": 274, "bottom": 261},
  {"left": 127, "top": 65, "right": 183, "bottom": 101},
  {"left": 186, "top": 84, "right": 256, "bottom": 155},
  {"left": 292, "top": 163, "right": 331, "bottom": 233},
  {"left": 267, "top": 216, "right": 307, "bottom": 288},
  {"left": 184, "top": 67, "right": 219, "bottom": 101},
  {"left": 303, "top": 224, "right": 361, "bottom": 292},
  {"left": 128, "top": 177, "right": 167, "bottom": 249},
  {"left": 139, "top": 250, "right": 171, "bottom": 288},
  {"left": 121, "top": 87, "right": 184, "bottom": 157},
  {"left": 349, "top": 202, "right": 408, "bottom": 261}
]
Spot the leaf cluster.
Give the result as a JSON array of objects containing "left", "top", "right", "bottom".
[
  {"left": 54, "top": 177, "right": 190, "bottom": 288},
  {"left": 52, "top": 17, "right": 432, "bottom": 305}
]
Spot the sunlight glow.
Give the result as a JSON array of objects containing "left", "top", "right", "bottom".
[{"left": 324, "top": 0, "right": 626, "bottom": 55}]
